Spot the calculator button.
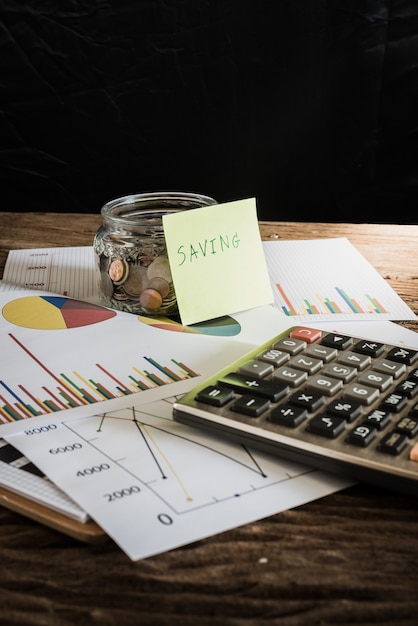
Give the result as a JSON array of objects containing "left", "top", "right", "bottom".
[
  {"left": 394, "top": 416, "right": 418, "bottom": 438},
  {"left": 337, "top": 351, "right": 371, "bottom": 370},
  {"left": 394, "top": 379, "right": 418, "bottom": 399},
  {"left": 386, "top": 346, "right": 418, "bottom": 365},
  {"left": 288, "top": 390, "right": 324, "bottom": 412},
  {"left": 272, "top": 366, "right": 307, "bottom": 388},
  {"left": 232, "top": 395, "right": 270, "bottom": 417},
  {"left": 304, "top": 344, "right": 337, "bottom": 363},
  {"left": 373, "top": 359, "right": 406, "bottom": 379},
  {"left": 272, "top": 337, "right": 306, "bottom": 355},
  {"left": 327, "top": 399, "right": 362, "bottom": 422},
  {"left": 363, "top": 408, "right": 392, "bottom": 430},
  {"left": 257, "top": 348, "right": 290, "bottom": 367},
  {"left": 378, "top": 431, "right": 408, "bottom": 455},
  {"left": 196, "top": 386, "right": 234, "bottom": 407},
  {"left": 289, "top": 327, "right": 323, "bottom": 343},
  {"left": 218, "top": 373, "right": 289, "bottom": 402},
  {"left": 353, "top": 340, "right": 385, "bottom": 357},
  {"left": 306, "top": 375, "right": 343, "bottom": 397},
  {"left": 343, "top": 383, "right": 379, "bottom": 405},
  {"left": 357, "top": 370, "right": 393, "bottom": 391},
  {"left": 238, "top": 360, "right": 274, "bottom": 378},
  {"left": 269, "top": 404, "right": 308, "bottom": 427},
  {"left": 380, "top": 392, "right": 409, "bottom": 413},
  {"left": 322, "top": 363, "right": 357, "bottom": 383},
  {"left": 408, "top": 368, "right": 418, "bottom": 381},
  {"left": 346, "top": 423, "right": 377, "bottom": 447},
  {"left": 306, "top": 414, "right": 347, "bottom": 438},
  {"left": 321, "top": 333, "right": 353, "bottom": 350},
  {"left": 289, "top": 354, "right": 323, "bottom": 374}
]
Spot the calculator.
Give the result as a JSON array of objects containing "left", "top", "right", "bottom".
[{"left": 173, "top": 326, "right": 418, "bottom": 497}]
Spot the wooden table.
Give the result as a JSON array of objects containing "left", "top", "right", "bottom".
[{"left": 1, "top": 213, "right": 418, "bottom": 626}]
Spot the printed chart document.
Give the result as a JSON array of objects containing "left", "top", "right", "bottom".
[
  {"left": 0, "top": 287, "right": 289, "bottom": 435},
  {"left": 263, "top": 238, "right": 416, "bottom": 322},
  {"left": 5, "top": 396, "right": 352, "bottom": 561},
  {"left": 6, "top": 319, "right": 418, "bottom": 560},
  {"left": 1, "top": 246, "right": 98, "bottom": 301}
]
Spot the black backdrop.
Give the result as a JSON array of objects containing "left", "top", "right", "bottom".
[{"left": 0, "top": 1, "right": 417, "bottom": 222}]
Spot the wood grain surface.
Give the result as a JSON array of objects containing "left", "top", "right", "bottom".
[{"left": 0, "top": 213, "right": 417, "bottom": 626}]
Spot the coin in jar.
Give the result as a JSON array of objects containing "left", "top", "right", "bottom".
[
  {"left": 139, "top": 288, "right": 163, "bottom": 312},
  {"left": 147, "top": 256, "right": 172, "bottom": 282},
  {"left": 148, "top": 276, "right": 170, "bottom": 298},
  {"left": 99, "top": 254, "right": 110, "bottom": 272},
  {"left": 122, "top": 266, "right": 147, "bottom": 297},
  {"left": 108, "top": 259, "right": 128, "bottom": 285},
  {"left": 112, "top": 288, "right": 130, "bottom": 301},
  {"left": 99, "top": 271, "right": 114, "bottom": 299}
]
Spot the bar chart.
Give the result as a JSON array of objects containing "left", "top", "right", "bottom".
[
  {"left": 275, "top": 283, "right": 388, "bottom": 317},
  {"left": 0, "top": 331, "right": 199, "bottom": 422},
  {"left": 263, "top": 238, "right": 415, "bottom": 322}
]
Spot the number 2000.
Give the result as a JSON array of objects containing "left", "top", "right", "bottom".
[{"left": 105, "top": 485, "right": 141, "bottom": 502}]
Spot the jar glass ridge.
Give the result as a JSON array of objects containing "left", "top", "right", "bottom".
[{"left": 93, "top": 192, "right": 217, "bottom": 317}]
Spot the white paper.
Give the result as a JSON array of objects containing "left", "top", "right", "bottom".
[
  {"left": 0, "top": 287, "right": 289, "bottom": 435},
  {"left": 0, "top": 457, "right": 88, "bottom": 522},
  {"left": 6, "top": 396, "right": 351, "bottom": 560},
  {"left": 263, "top": 238, "right": 416, "bottom": 322},
  {"left": 1, "top": 246, "right": 98, "bottom": 302}
]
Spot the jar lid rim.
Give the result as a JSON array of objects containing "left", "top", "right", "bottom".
[{"left": 101, "top": 191, "right": 216, "bottom": 211}]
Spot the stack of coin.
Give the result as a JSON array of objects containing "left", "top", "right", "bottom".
[{"left": 96, "top": 251, "right": 177, "bottom": 315}]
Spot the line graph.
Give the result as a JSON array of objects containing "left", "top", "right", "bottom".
[
  {"left": 6, "top": 397, "right": 350, "bottom": 560},
  {"left": 85, "top": 401, "right": 283, "bottom": 512}
]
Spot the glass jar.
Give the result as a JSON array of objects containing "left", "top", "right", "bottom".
[{"left": 93, "top": 192, "right": 217, "bottom": 317}]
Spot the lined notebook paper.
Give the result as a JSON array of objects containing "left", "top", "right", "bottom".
[{"left": 0, "top": 439, "right": 88, "bottom": 522}]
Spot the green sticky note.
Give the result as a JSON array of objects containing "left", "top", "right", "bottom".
[{"left": 162, "top": 197, "right": 274, "bottom": 325}]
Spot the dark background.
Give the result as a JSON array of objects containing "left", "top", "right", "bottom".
[{"left": 0, "top": 0, "right": 417, "bottom": 222}]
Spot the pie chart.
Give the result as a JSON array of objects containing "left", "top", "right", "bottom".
[{"left": 2, "top": 295, "right": 117, "bottom": 330}]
